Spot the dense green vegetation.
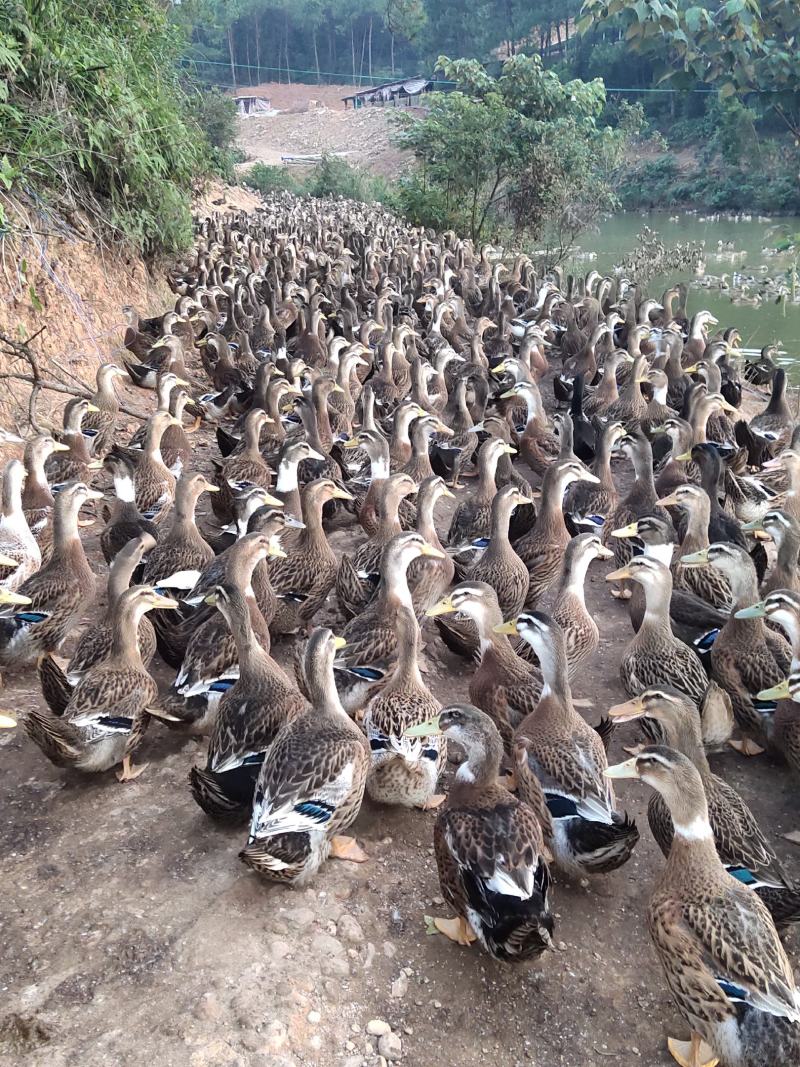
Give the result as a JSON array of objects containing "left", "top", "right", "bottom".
[{"left": 0, "top": 0, "right": 237, "bottom": 255}]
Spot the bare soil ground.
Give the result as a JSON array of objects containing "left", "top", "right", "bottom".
[
  {"left": 235, "top": 82, "right": 416, "bottom": 177},
  {"left": 0, "top": 357, "right": 797, "bottom": 1067}
]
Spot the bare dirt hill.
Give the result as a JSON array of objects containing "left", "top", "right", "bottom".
[{"left": 235, "top": 82, "right": 416, "bottom": 177}]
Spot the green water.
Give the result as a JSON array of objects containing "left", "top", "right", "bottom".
[{"left": 570, "top": 210, "right": 800, "bottom": 377}]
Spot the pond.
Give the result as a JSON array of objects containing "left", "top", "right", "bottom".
[{"left": 569, "top": 210, "right": 800, "bottom": 379}]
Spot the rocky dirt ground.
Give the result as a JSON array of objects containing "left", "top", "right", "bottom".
[
  {"left": 0, "top": 360, "right": 798, "bottom": 1067},
  {"left": 235, "top": 82, "right": 415, "bottom": 177}
]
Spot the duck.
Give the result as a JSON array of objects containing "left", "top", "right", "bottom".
[
  {"left": 611, "top": 515, "right": 730, "bottom": 656},
  {"left": 362, "top": 602, "right": 445, "bottom": 809},
  {"left": 239, "top": 627, "right": 370, "bottom": 882},
  {"left": 212, "top": 409, "right": 275, "bottom": 523},
  {"left": 99, "top": 452, "right": 160, "bottom": 564},
  {"left": 24, "top": 586, "right": 179, "bottom": 781},
  {"left": 582, "top": 348, "right": 632, "bottom": 417},
  {"left": 81, "top": 363, "right": 127, "bottom": 457},
  {"left": 545, "top": 532, "right": 614, "bottom": 678},
  {"left": 455, "top": 484, "right": 532, "bottom": 620},
  {"left": 566, "top": 374, "right": 595, "bottom": 462},
  {"left": 405, "top": 703, "right": 554, "bottom": 958},
  {"left": 123, "top": 409, "right": 180, "bottom": 524},
  {"left": 402, "top": 414, "right": 454, "bottom": 484},
  {"left": 141, "top": 472, "right": 217, "bottom": 591},
  {"left": 21, "top": 434, "right": 69, "bottom": 551},
  {"left": 271, "top": 439, "right": 326, "bottom": 523},
  {"left": 269, "top": 478, "right": 354, "bottom": 635},
  {"left": 190, "top": 569, "right": 308, "bottom": 819},
  {"left": 447, "top": 437, "right": 514, "bottom": 547},
  {"left": 0, "top": 458, "right": 41, "bottom": 591},
  {"left": 607, "top": 687, "right": 800, "bottom": 931},
  {"left": 750, "top": 367, "right": 793, "bottom": 445},
  {"left": 605, "top": 746, "right": 800, "bottom": 1067},
  {"left": 514, "top": 460, "right": 600, "bottom": 608},
  {"left": 744, "top": 510, "right": 800, "bottom": 595},
  {"left": 641, "top": 368, "right": 675, "bottom": 437},
  {"left": 428, "top": 583, "right": 542, "bottom": 749},
  {"left": 336, "top": 473, "right": 417, "bottom": 618},
  {"left": 45, "top": 398, "right": 102, "bottom": 486},
  {"left": 430, "top": 378, "right": 476, "bottom": 487},
  {"left": 602, "top": 352, "right": 650, "bottom": 430},
  {"left": 499, "top": 381, "right": 558, "bottom": 477},
  {"left": 508, "top": 611, "right": 639, "bottom": 876},
  {"left": 328, "top": 532, "right": 445, "bottom": 715},
  {"left": 164, "top": 529, "right": 283, "bottom": 733},
  {"left": 407, "top": 475, "right": 455, "bottom": 616},
  {"left": 563, "top": 420, "right": 627, "bottom": 536},
  {"left": 682, "top": 543, "right": 792, "bottom": 755},
  {"left": 607, "top": 431, "right": 673, "bottom": 598},
  {"left": 0, "top": 482, "right": 100, "bottom": 669},
  {"left": 605, "top": 556, "right": 719, "bottom": 717},
  {"left": 656, "top": 485, "right": 734, "bottom": 609},
  {"left": 733, "top": 590, "right": 800, "bottom": 778},
  {"left": 38, "top": 532, "right": 157, "bottom": 715}
]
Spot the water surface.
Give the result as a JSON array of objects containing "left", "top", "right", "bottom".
[{"left": 570, "top": 210, "right": 800, "bottom": 377}]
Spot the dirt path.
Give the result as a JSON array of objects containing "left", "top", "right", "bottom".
[{"left": 1, "top": 365, "right": 797, "bottom": 1067}]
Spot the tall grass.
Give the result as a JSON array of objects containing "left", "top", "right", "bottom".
[{"left": 0, "top": 0, "right": 210, "bottom": 254}]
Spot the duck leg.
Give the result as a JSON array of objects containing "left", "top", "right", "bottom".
[
  {"left": 329, "top": 835, "right": 368, "bottom": 862},
  {"left": 425, "top": 914, "right": 477, "bottom": 946},
  {"left": 116, "top": 755, "right": 148, "bottom": 782},
  {"left": 728, "top": 737, "right": 765, "bottom": 756},
  {"left": 667, "top": 1033, "right": 719, "bottom": 1067}
]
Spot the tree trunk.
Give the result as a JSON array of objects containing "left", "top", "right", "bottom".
[
  {"left": 245, "top": 27, "right": 252, "bottom": 86},
  {"left": 390, "top": 31, "right": 395, "bottom": 75},
  {"left": 351, "top": 20, "right": 356, "bottom": 84},
  {"left": 285, "top": 14, "right": 291, "bottom": 84},
  {"left": 313, "top": 26, "right": 320, "bottom": 84},
  {"left": 368, "top": 16, "right": 373, "bottom": 80},
  {"left": 359, "top": 22, "right": 367, "bottom": 86},
  {"left": 254, "top": 13, "right": 260, "bottom": 85},
  {"left": 227, "top": 25, "right": 236, "bottom": 89}
]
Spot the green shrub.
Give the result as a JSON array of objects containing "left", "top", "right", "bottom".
[
  {"left": 1, "top": 0, "right": 208, "bottom": 255},
  {"left": 244, "top": 163, "right": 299, "bottom": 195}
]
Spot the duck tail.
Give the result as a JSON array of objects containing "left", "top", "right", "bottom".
[
  {"left": 571, "top": 812, "right": 640, "bottom": 875},
  {"left": 759, "top": 883, "right": 800, "bottom": 932},
  {"left": 189, "top": 765, "right": 251, "bottom": 820},
  {"left": 36, "top": 653, "right": 73, "bottom": 716},
  {"left": 239, "top": 831, "right": 313, "bottom": 883},
  {"left": 24, "top": 704, "right": 82, "bottom": 766}
]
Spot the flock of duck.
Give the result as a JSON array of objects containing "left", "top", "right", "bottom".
[{"left": 1, "top": 193, "right": 800, "bottom": 1067}]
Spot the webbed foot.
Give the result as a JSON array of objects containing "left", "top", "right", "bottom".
[
  {"left": 329, "top": 835, "right": 368, "bottom": 862},
  {"left": 667, "top": 1033, "right": 718, "bottom": 1067},
  {"left": 116, "top": 756, "right": 148, "bottom": 782},
  {"left": 728, "top": 737, "right": 765, "bottom": 756},
  {"left": 424, "top": 914, "right": 477, "bottom": 946}
]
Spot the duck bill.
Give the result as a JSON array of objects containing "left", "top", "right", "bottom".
[
  {"left": 579, "top": 470, "right": 601, "bottom": 484},
  {"left": 267, "top": 537, "right": 287, "bottom": 559},
  {"left": 607, "top": 696, "right": 646, "bottom": 723},
  {"left": 343, "top": 438, "right": 360, "bottom": 450},
  {"left": 419, "top": 543, "right": 446, "bottom": 559},
  {"left": 675, "top": 451, "right": 693, "bottom": 462},
  {"left": 498, "top": 388, "right": 518, "bottom": 399},
  {"left": 333, "top": 636, "right": 347, "bottom": 651},
  {"left": 680, "top": 549, "right": 709, "bottom": 567},
  {"left": 404, "top": 715, "right": 442, "bottom": 738},
  {"left": 503, "top": 444, "right": 517, "bottom": 455},
  {"left": 594, "top": 544, "right": 614, "bottom": 560},
  {"left": 426, "top": 595, "right": 456, "bottom": 617},
  {"left": 202, "top": 482, "right": 221, "bottom": 493},
  {"left": 493, "top": 619, "right": 518, "bottom": 635},
  {"left": 149, "top": 594, "right": 180, "bottom": 610},
  {"left": 756, "top": 679, "right": 790, "bottom": 700},
  {"left": 603, "top": 757, "right": 641, "bottom": 780},
  {"left": 86, "top": 403, "right": 100, "bottom": 413},
  {"left": 0, "top": 553, "right": 20, "bottom": 569},
  {"left": 52, "top": 441, "right": 71, "bottom": 452},
  {"left": 203, "top": 592, "right": 219, "bottom": 606},
  {"left": 261, "top": 492, "right": 284, "bottom": 507},
  {"left": 331, "top": 487, "right": 355, "bottom": 501},
  {"left": 656, "top": 493, "right": 680, "bottom": 507},
  {"left": 0, "top": 588, "right": 32, "bottom": 606},
  {"left": 610, "top": 521, "right": 638, "bottom": 539},
  {"left": 440, "top": 486, "right": 456, "bottom": 499},
  {"left": 605, "top": 566, "right": 632, "bottom": 582},
  {"left": 734, "top": 601, "right": 767, "bottom": 620},
  {"left": 0, "top": 711, "right": 16, "bottom": 728}
]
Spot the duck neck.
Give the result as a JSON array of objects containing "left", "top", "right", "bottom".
[
  {"left": 681, "top": 502, "right": 710, "bottom": 551},
  {"left": 390, "top": 606, "right": 424, "bottom": 690},
  {"left": 451, "top": 729, "right": 503, "bottom": 793},
  {"left": 558, "top": 546, "right": 592, "bottom": 603},
  {"left": 477, "top": 450, "right": 500, "bottom": 503},
  {"left": 640, "top": 574, "right": 674, "bottom": 636},
  {"left": 110, "top": 603, "right": 147, "bottom": 662}
]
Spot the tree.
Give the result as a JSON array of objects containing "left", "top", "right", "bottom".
[
  {"left": 579, "top": 0, "right": 800, "bottom": 139},
  {"left": 396, "top": 52, "right": 636, "bottom": 255}
]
